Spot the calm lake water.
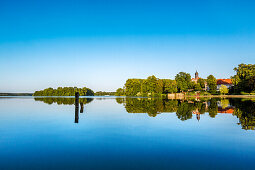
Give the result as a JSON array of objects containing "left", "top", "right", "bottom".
[{"left": 0, "top": 96, "right": 255, "bottom": 170}]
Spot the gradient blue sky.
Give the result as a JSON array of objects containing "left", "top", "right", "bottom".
[{"left": 0, "top": 0, "right": 255, "bottom": 92}]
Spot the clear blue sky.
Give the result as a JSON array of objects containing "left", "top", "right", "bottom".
[{"left": 0, "top": 0, "right": 254, "bottom": 92}]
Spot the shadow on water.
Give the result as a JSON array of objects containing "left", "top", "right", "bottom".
[{"left": 116, "top": 97, "right": 255, "bottom": 130}]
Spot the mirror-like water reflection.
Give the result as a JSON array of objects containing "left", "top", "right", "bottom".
[
  {"left": 115, "top": 97, "right": 255, "bottom": 130},
  {"left": 1, "top": 96, "right": 255, "bottom": 169},
  {"left": 34, "top": 97, "right": 255, "bottom": 131}
]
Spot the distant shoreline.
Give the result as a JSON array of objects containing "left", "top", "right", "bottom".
[
  {"left": 1, "top": 94, "right": 255, "bottom": 99},
  {"left": 0, "top": 93, "right": 33, "bottom": 96}
]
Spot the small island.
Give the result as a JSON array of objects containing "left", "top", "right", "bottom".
[{"left": 33, "top": 87, "right": 94, "bottom": 96}]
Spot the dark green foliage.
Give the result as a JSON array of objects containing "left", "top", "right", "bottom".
[
  {"left": 175, "top": 72, "right": 192, "bottom": 92},
  {"left": 197, "top": 78, "right": 206, "bottom": 89},
  {"left": 163, "top": 79, "right": 178, "bottom": 94},
  {"left": 33, "top": 87, "right": 94, "bottom": 96},
  {"left": 231, "top": 64, "right": 255, "bottom": 93},
  {"left": 119, "top": 75, "right": 178, "bottom": 96},
  {"left": 207, "top": 75, "right": 217, "bottom": 94},
  {"left": 176, "top": 101, "right": 194, "bottom": 121},
  {"left": 124, "top": 98, "right": 178, "bottom": 117},
  {"left": 116, "top": 97, "right": 125, "bottom": 104},
  {"left": 230, "top": 98, "right": 255, "bottom": 130},
  {"left": 115, "top": 88, "right": 125, "bottom": 96},
  {"left": 125, "top": 79, "right": 143, "bottom": 96},
  {"left": 194, "top": 83, "right": 202, "bottom": 91},
  {"left": 208, "top": 98, "right": 218, "bottom": 118}
]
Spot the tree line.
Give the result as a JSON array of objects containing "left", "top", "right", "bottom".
[
  {"left": 115, "top": 73, "right": 217, "bottom": 96},
  {"left": 115, "top": 63, "right": 255, "bottom": 96},
  {"left": 33, "top": 87, "right": 94, "bottom": 96}
]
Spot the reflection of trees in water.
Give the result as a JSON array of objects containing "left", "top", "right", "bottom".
[
  {"left": 176, "top": 101, "right": 194, "bottom": 121},
  {"left": 230, "top": 99, "right": 255, "bottom": 130},
  {"left": 208, "top": 98, "right": 218, "bottom": 118},
  {"left": 124, "top": 98, "right": 178, "bottom": 117},
  {"left": 220, "top": 99, "right": 230, "bottom": 109},
  {"left": 34, "top": 97, "right": 94, "bottom": 105},
  {"left": 116, "top": 97, "right": 125, "bottom": 104},
  {"left": 122, "top": 98, "right": 208, "bottom": 119},
  {"left": 119, "top": 98, "right": 255, "bottom": 130}
]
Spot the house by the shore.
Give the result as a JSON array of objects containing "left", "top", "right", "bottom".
[{"left": 216, "top": 79, "right": 233, "bottom": 90}]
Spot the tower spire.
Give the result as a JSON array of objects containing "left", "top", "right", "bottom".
[{"left": 195, "top": 70, "right": 198, "bottom": 79}]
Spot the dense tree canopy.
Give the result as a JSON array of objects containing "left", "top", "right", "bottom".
[
  {"left": 175, "top": 72, "right": 191, "bottom": 92},
  {"left": 119, "top": 75, "right": 178, "bottom": 96},
  {"left": 197, "top": 78, "right": 206, "bottom": 89},
  {"left": 163, "top": 79, "right": 178, "bottom": 94},
  {"left": 115, "top": 88, "right": 125, "bottom": 96},
  {"left": 116, "top": 63, "right": 254, "bottom": 96},
  {"left": 33, "top": 87, "right": 94, "bottom": 96},
  {"left": 231, "top": 64, "right": 255, "bottom": 93},
  {"left": 207, "top": 75, "right": 217, "bottom": 94}
]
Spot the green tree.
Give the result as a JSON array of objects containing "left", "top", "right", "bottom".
[
  {"left": 208, "top": 98, "right": 218, "bottom": 118},
  {"left": 176, "top": 102, "right": 193, "bottom": 121},
  {"left": 194, "top": 83, "right": 202, "bottom": 91},
  {"left": 33, "top": 87, "right": 94, "bottom": 96},
  {"left": 163, "top": 79, "right": 177, "bottom": 93},
  {"left": 219, "top": 85, "right": 229, "bottom": 95},
  {"left": 207, "top": 75, "right": 217, "bottom": 94},
  {"left": 156, "top": 79, "right": 164, "bottom": 94},
  {"left": 220, "top": 99, "right": 229, "bottom": 109},
  {"left": 197, "top": 78, "right": 206, "bottom": 89},
  {"left": 232, "top": 64, "right": 255, "bottom": 93},
  {"left": 146, "top": 75, "right": 158, "bottom": 94},
  {"left": 124, "top": 79, "right": 142, "bottom": 96},
  {"left": 175, "top": 72, "right": 191, "bottom": 92},
  {"left": 115, "top": 88, "right": 125, "bottom": 96}
]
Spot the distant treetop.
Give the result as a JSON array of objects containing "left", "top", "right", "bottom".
[{"left": 33, "top": 87, "right": 94, "bottom": 96}]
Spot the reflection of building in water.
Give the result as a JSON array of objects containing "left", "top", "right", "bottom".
[
  {"left": 192, "top": 109, "right": 200, "bottom": 121},
  {"left": 218, "top": 107, "right": 234, "bottom": 114}
]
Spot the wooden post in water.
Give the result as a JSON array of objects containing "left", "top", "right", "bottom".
[{"left": 75, "top": 92, "right": 79, "bottom": 123}]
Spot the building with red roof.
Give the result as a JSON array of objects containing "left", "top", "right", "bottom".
[{"left": 216, "top": 79, "right": 233, "bottom": 90}]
